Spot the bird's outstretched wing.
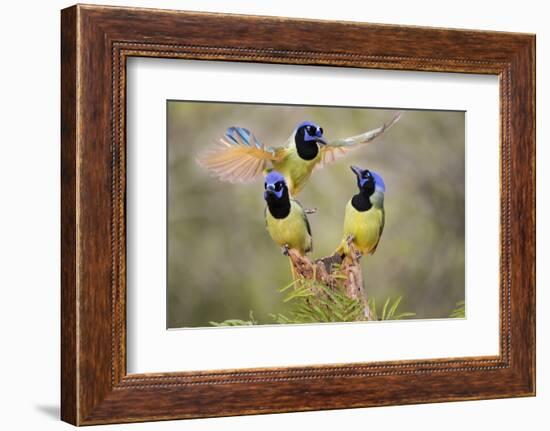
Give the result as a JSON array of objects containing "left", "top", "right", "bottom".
[
  {"left": 197, "top": 127, "right": 280, "bottom": 183},
  {"left": 316, "top": 111, "right": 402, "bottom": 170}
]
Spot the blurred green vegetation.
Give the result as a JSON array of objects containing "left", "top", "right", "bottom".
[
  {"left": 167, "top": 101, "right": 465, "bottom": 328},
  {"left": 211, "top": 278, "right": 415, "bottom": 326}
]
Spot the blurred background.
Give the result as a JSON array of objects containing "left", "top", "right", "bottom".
[{"left": 167, "top": 101, "right": 465, "bottom": 328}]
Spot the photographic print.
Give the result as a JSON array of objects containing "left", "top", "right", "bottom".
[
  {"left": 60, "top": 7, "right": 535, "bottom": 423},
  {"left": 167, "top": 102, "right": 465, "bottom": 328}
]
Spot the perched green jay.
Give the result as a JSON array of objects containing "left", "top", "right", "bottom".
[
  {"left": 336, "top": 166, "right": 386, "bottom": 259},
  {"left": 263, "top": 171, "right": 312, "bottom": 257}
]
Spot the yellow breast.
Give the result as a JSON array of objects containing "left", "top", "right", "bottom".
[
  {"left": 342, "top": 200, "right": 384, "bottom": 255},
  {"left": 272, "top": 148, "right": 321, "bottom": 196},
  {"left": 265, "top": 200, "right": 312, "bottom": 254}
]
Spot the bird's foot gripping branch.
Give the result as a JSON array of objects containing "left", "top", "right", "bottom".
[{"left": 286, "top": 245, "right": 373, "bottom": 321}]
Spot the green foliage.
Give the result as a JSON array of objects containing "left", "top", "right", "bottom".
[
  {"left": 209, "top": 281, "right": 417, "bottom": 326},
  {"left": 210, "top": 311, "right": 258, "bottom": 327},
  {"left": 449, "top": 300, "right": 465, "bottom": 318},
  {"left": 270, "top": 278, "right": 367, "bottom": 324},
  {"left": 368, "top": 296, "right": 416, "bottom": 321}
]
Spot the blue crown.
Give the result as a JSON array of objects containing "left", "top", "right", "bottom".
[{"left": 265, "top": 171, "right": 285, "bottom": 185}]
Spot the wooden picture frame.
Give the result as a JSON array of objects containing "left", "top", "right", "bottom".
[{"left": 61, "top": 4, "right": 535, "bottom": 425}]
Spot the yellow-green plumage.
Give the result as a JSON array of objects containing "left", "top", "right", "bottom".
[
  {"left": 265, "top": 199, "right": 312, "bottom": 255},
  {"left": 271, "top": 147, "right": 321, "bottom": 196},
  {"left": 339, "top": 195, "right": 385, "bottom": 256},
  {"left": 197, "top": 113, "right": 401, "bottom": 197}
]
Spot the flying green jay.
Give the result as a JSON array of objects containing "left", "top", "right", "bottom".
[
  {"left": 336, "top": 166, "right": 385, "bottom": 259},
  {"left": 263, "top": 171, "right": 312, "bottom": 257},
  {"left": 197, "top": 112, "right": 401, "bottom": 196}
]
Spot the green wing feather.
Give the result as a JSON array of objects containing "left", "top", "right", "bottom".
[
  {"left": 370, "top": 208, "right": 385, "bottom": 254},
  {"left": 316, "top": 111, "right": 402, "bottom": 170},
  {"left": 292, "top": 199, "right": 312, "bottom": 235},
  {"left": 292, "top": 199, "right": 313, "bottom": 253}
]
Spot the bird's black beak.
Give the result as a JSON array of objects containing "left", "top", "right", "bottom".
[
  {"left": 264, "top": 187, "right": 274, "bottom": 200},
  {"left": 316, "top": 137, "right": 328, "bottom": 146},
  {"left": 350, "top": 165, "right": 363, "bottom": 178},
  {"left": 265, "top": 184, "right": 276, "bottom": 195}
]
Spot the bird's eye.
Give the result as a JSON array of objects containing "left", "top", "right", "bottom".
[
  {"left": 306, "top": 126, "right": 313, "bottom": 133},
  {"left": 275, "top": 182, "right": 282, "bottom": 191},
  {"left": 319, "top": 127, "right": 323, "bottom": 135}
]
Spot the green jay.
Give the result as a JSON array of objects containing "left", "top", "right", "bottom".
[
  {"left": 197, "top": 112, "right": 401, "bottom": 196},
  {"left": 263, "top": 171, "right": 312, "bottom": 257},
  {"left": 336, "top": 166, "right": 386, "bottom": 259}
]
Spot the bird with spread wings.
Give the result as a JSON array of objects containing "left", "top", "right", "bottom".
[{"left": 197, "top": 111, "right": 401, "bottom": 196}]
